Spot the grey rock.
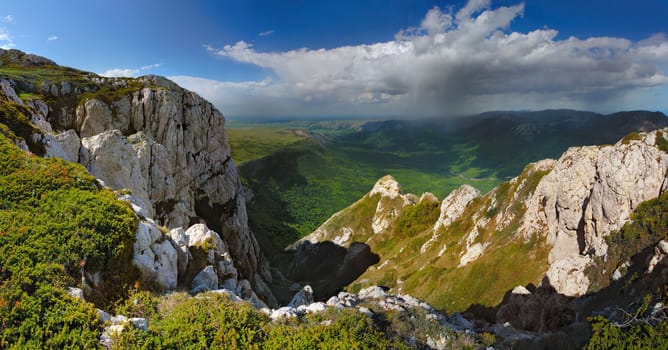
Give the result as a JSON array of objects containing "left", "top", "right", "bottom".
[
  {"left": 66, "top": 287, "right": 85, "bottom": 301},
  {"left": 129, "top": 318, "right": 148, "bottom": 331},
  {"left": 54, "top": 129, "right": 81, "bottom": 162},
  {"left": 288, "top": 285, "right": 314, "bottom": 308},
  {"left": 191, "top": 265, "right": 218, "bottom": 293}
]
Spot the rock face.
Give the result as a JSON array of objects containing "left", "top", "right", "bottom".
[
  {"left": 370, "top": 175, "right": 416, "bottom": 234},
  {"left": 520, "top": 131, "right": 668, "bottom": 295},
  {"left": 299, "top": 128, "right": 668, "bottom": 304},
  {"left": 0, "top": 58, "right": 273, "bottom": 304},
  {"left": 434, "top": 185, "right": 481, "bottom": 232}
]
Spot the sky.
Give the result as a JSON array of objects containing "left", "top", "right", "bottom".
[{"left": 1, "top": 0, "right": 668, "bottom": 119}]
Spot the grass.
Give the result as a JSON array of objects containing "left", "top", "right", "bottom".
[{"left": 227, "top": 127, "right": 307, "bottom": 164}]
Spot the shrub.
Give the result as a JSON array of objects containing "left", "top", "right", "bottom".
[{"left": 0, "top": 130, "right": 138, "bottom": 347}]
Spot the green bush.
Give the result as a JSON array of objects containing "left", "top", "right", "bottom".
[
  {"left": 394, "top": 200, "right": 440, "bottom": 238},
  {"left": 115, "top": 292, "right": 410, "bottom": 349},
  {"left": 0, "top": 131, "right": 139, "bottom": 347},
  {"left": 586, "top": 298, "right": 668, "bottom": 350}
]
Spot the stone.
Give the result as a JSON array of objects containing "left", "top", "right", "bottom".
[
  {"left": 270, "top": 307, "right": 298, "bottom": 321},
  {"left": 131, "top": 219, "right": 179, "bottom": 290},
  {"left": 55, "top": 129, "right": 81, "bottom": 162},
  {"left": 511, "top": 286, "right": 532, "bottom": 295},
  {"left": 129, "top": 318, "right": 148, "bottom": 331},
  {"left": 41, "top": 133, "right": 69, "bottom": 160},
  {"left": 358, "top": 286, "right": 387, "bottom": 300},
  {"left": 369, "top": 175, "right": 403, "bottom": 199},
  {"left": 186, "top": 224, "right": 225, "bottom": 256},
  {"left": 302, "top": 302, "right": 327, "bottom": 314},
  {"left": 648, "top": 240, "right": 668, "bottom": 273},
  {"left": 545, "top": 256, "right": 591, "bottom": 296},
  {"left": 288, "top": 285, "right": 314, "bottom": 308},
  {"left": 166, "top": 227, "right": 189, "bottom": 277},
  {"left": 77, "top": 99, "right": 114, "bottom": 138},
  {"left": 150, "top": 240, "right": 178, "bottom": 289},
  {"left": 190, "top": 265, "right": 218, "bottom": 293},
  {"left": 81, "top": 130, "right": 152, "bottom": 218},
  {"left": 358, "top": 306, "right": 374, "bottom": 317},
  {"left": 434, "top": 184, "right": 481, "bottom": 232},
  {"left": 519, "top": 130, "right": 668, "bottom": 295},
  {"left": 66, "top": 287, "right": 85, "bottom": 301},
  {"left": 97, "top": 309, "right": 111, "bottom": 323},
  {"left": 448, "top": 313, "right": 474, "bottom": 331}
]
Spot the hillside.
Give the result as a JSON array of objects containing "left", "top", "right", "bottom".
[
  {"left": 286, "top": 128, "right": 668, "bottom": 346},
  {"left": 0, "top": 49, "right": 497, "bottom": 349},
  {"left": 234, "top": 110, "right": 668, "bottom": 255}
]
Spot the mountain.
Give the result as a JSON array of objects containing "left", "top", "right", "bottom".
[
  {"left": 237, "top": 109, "right": 668, "bottom": 259},
  {"left": 1, "top": 48, "right": 666, "bottom": 348},
  {"left": 0, "top": 48, "right": 276, "bottom": 305},
  {"left": 0, "top": 49, "right": 502, "bottom": 349},
  {"left": 287, "top": 128, "right": 668, "bottom": 346}
]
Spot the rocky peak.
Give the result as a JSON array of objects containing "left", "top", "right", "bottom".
[
  {"left": 370, "top": 175, "right": 403, "bottom": 199},
  {"left": 0, "top": 48, "right": 56, "bottom": 66},
  {"left": 434, "top": 184, "right": 481, "bottom": 232}
]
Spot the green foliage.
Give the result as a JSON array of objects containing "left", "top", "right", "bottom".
[
  {"left": 0, "top": 285, "right": 103, "bottom": 349},
  {"left": 621, "top": 131, "right": 643, "bottom": 144},
  {"left": 227, "top": 127, "right": 306, "bottom": 164},
  {"left": 115, "top": 292, "right": 410, "bottom": 349},
  {"left": 395, "top": 200, "right": 440, "bottom": 238},
  {"left": 0, "top": 93, "right": 37, "bottom": 145},
  {"left": 656, "top": 130, "right": 668, "bottom": 154},
  {"left": 586, "top": 296, "right": 668, "bottom": 350},
  {"left": 0, "top": 131, "right": 139, "bottom": 347}
]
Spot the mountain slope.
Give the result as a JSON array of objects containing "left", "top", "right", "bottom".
[
  {"left": 291, "top": 128, "right": 668, "bottom": 312},
  {"left": 0, "top": 48, "right": 275, "bottom": 304},
  {"left": 237, "top": 109, "right": 668, "bottom": 258}
]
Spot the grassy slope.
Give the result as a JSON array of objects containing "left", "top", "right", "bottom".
[
  {"left": 233, "top": 122, "right": 509, "bottom": 253},
  {"left": 0, "top": 122, "right": 140, "bottom": 347},
  {"left": 227, "top": 127, "right": 307, "bottom": 164},
  {"left": 345, "top": 164, "right": 552, "bottom": 312}
]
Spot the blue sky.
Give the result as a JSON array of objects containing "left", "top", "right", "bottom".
[{"left": 1, "top": 0, "right": 668, "bottom": 118}]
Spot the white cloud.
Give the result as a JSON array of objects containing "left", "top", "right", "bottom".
[
  {"left": 2, "top": 15, "right": 14, "bottom": 24},
  {"left": 258, "top": 30, "right": 274, "bottom": 37},
  {"left": 100, "top": 63, "right": 161, "bottom": 78},
  {"left": 197, "top": 0, "right": 668, "bottom": 117},
  {"left": 0, "top": 29, "right": 14, "bottom": 49},
  {"left": 47, "top": 35, "right": 58, "bottom": 41}
]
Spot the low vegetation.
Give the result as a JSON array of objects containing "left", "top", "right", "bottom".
[
  {"left": 0, "top": 130, "right": 139, "bottom": 347},
  {"left": 586, "top": 295, "right": 668, "bottom": 349},
  {"left": 114, "top": 292, "right": 410, "bottom": 349}
]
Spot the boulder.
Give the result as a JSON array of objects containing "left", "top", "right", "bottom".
[
  {"left": 288, "top": 285, "right": 314, "bottom": 308},
  {"left": 648, "top": 240, "right": 668, "bottom": 273},
  {"left": 190, "top": 265, "right": 218, "bottom": 293},
  {"left": 270, "top": 307, "right": 298, "bottom": 321},
  {"left": 131, "top": 220, "right": 179, "bottom": 290},
  {"left": 55, "top": 129, "right": 81, "bottom": 162}
]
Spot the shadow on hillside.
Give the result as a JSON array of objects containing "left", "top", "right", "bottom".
[
  {"left": 272, "top": 241, "right": 380, "bottom": 305},
  {"left": 462, "top": 243, "right": 668, "bottom": 349},
  {"left": 238, "top": 147, "right": 310, "bottom": 258}
]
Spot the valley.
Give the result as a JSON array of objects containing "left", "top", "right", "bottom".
[{"left": 230, "top": 111, "right": 668, "bottom": 256}]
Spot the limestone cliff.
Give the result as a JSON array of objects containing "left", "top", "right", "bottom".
[
  {"left": 0, "top": 49, "right": 275, "bottom": 305},
  {"left": 296, "top": 128, "right": 668, "bottom": 310}
]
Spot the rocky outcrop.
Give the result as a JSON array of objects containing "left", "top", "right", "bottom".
[
  {"left": 434, "top": 185, "right": 481, "bottom": 232},
  {"left": 0, "top": 63, "right": 274, "bottom": 305},
  {"left": 370, "top": 175, "right": 416, "bottom": 234},
  {"left": 521, "top": 130, "right": 668, "bottom": 295}
]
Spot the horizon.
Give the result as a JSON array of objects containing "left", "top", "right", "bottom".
[{"left": 2, "top": 0, "right": 668, "bottom": 118}]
